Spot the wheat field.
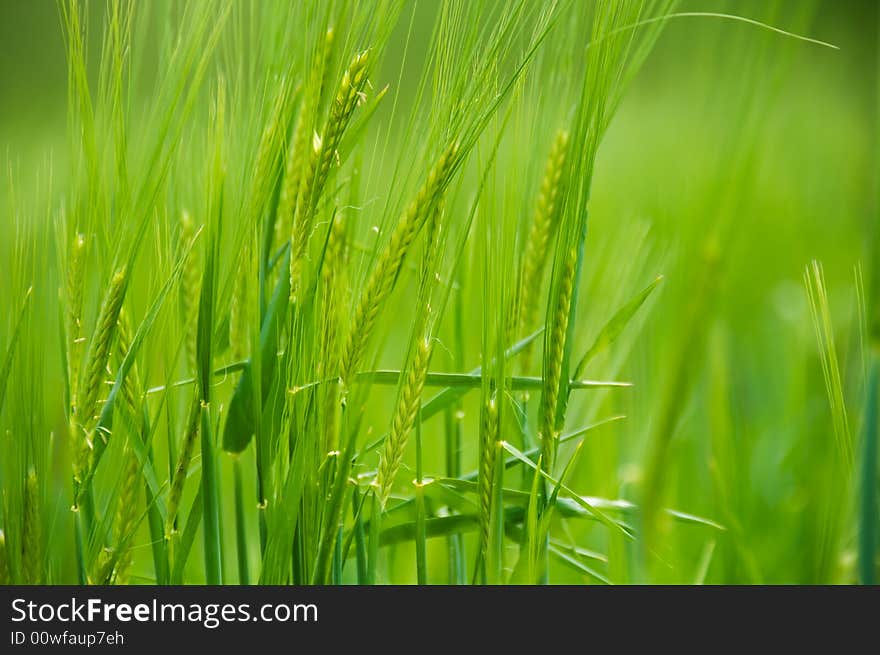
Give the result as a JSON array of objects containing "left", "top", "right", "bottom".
[{"left": 0, "top": 0, "right": 876, "bottom": 585}]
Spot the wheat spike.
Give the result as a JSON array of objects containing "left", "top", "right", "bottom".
[
  {"left": 275, "top": 28, "right": 334, "bottom": 252},
  {"left": 92, "top": 549, "right": 114, "bottom": 585},
  {"left": 111, "top": 310, "right": 142, "bottom": 583},
  {"left": 276, "top": 109, "right": 308, "bottom": 253},
  {"left": 111, "top": 447, "right": 140, "bottom": 583},
  {"left": 115, "top": 309, "right": 141, "bottom": 417},
  {"left": 290, "top": 50, "right": 370, "bottom": 301},
  {"left": 514, "top": 130, "right": 569, "bottom": 344},
  {"left": 376, "top": 336, "right": 434, "bottom": 507},
  {"left": 339, "top": 142, "right": 458, "bottom": 384},
  {"left": 321, "top": 213, "right": 348, "bottom": 307},
  {"left": 77, "top": 267, "right": 127, "bottom": 425},
  {"left": 74, "top": 267, "right": 127, "bottom": 484},
  {"left": 540, "top": 246, "right": 576, "bottom": 470}
]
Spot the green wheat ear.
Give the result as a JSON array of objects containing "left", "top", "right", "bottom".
[
  {"left": 275, "top": 27, "right": 335, "bottom": 255},
  {"left": 115, "top": 309, "right": 142, "bottom": 420},
  {"left": 290, "top": 49, "right": 370, "bottom": 301},
  {"left": 340, "top": 141, "right": 459, "bottom": 385},
  {"left": 74, "top": 267, "right": 127, "bottom": 485},
  {"left": 376, "top": 336, "right": 434, "bottom": 508},
  {"left": 375, "top": 193, "right": 445, "bottom": 507},
  {"left": 513, "top": 130, "right": 569, "bottom": 347},
  {"left": 539, "top": 245, "right": 576, "bottom": 471},
  {"left": 110, "top": 450, "right": 140, "bottom": 583},
  {"left": 77, "top": 267, "right": 127, "bottom": 424},
  {"left": 111, "top": 310, "right": 142, "bottom": 584}
]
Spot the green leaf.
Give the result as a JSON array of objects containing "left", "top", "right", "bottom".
[
  {"left": 549, "top": 544, "right": 611, "bottom": 584},
  {"left": 171, "top": 488, "right": 203, "bottom": 584},
  {"left": 455, "top": 415, "right": 626, "bottom": 483},
  {"left": 379, "top": 514, "right": 481, "bottom": 546},
  {"left": 859, "top": 356, "right": 878, "bottom": 584},
  {"left": 223, "top": 247, "right": 290, "bottom": 452},
  {"left": 432, "top": 475, "right": 724, "bottom": 532},
  {"left": 500, "top": 440, "right": 630, "bottom": 538},
  {"left": 537, "top": 438, "right": 588, "bottom": 541},
  {"left": 573, "top": 275, "right": 663, "bottom": 379},
  {"left": 693, "top": 540, "right": 716, "bottom": 585},
  {"left": 259, "top": 437, "right": 308, "bottom": 584},
  {"left": 358, "top": 328, "right": 544, "bottom": 456},
  {"left": 358, "top": 370, "right": 630, "bottom": 391},
  {"left": 0, "top": 287, "right": 32, "bottom": 416},
  {"left": 509, "top": 455, "right": 543, "bottom": 584}
]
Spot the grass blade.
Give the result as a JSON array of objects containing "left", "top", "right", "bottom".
[
  {"left": 0, "top": 287, "right": 32, "bottom": 416},
  {"left": 860, "top": 356, "right": 878, "bottom": 584},
  {"left": 233, "top": 456, "right": 250, "bottom": 585},
  {"left": 573, "top": 275, "right": 663, "bottom": 379}
]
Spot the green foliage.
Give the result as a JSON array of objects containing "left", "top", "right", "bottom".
[{"left": 0, "top": 0, "right": 871, "bottom": 585}]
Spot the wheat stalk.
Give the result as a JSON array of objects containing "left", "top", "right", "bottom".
[
  {"left": 540, "top": 245, "right": 576, "bottom": 470},
  {"left": 110, "top": 449, "right": 140, "bottom": 583},
  {"left": 66, "top": 232, "right": 86, "bottom": 415},
  {"left": 116, "top": 309, "right": 142, "bottom": 417},
  {"left": 77, "top": 266, "right": 128, "bottom": 424},
  {"left": 92, "top": 549, "right": 113, "bottom": 585},
  {"left": 339, "top": 142, "right": 458, "bottom": 385},
  {"left": 478, "top": 394, "right": 499, "bottom": 564},
  {"left": 373, "top": 196, "right": 445, "bottom": 504},
  {"left": 111, "top": 310, "right": 142, "bottom": 583},
  {"left": 376, "top": 336, "right": 434, "bottom": 508},
  {"left": 320, "top": 214, "right": 348, "bottom": 452},
  {"left": 179, "top": 210, "right": 201, "bottom": 374},
  {"left": 319, "top": 214, "right": 347, "bottom": 373},
  {"left": 513, "top": 130, "right": 569, "bottom": 345},
  {"left": 166, "top": 395, "right": 201, "bottom": 536},
  {"left": 74, "top": 267, "right": 127, "bottom": 483},
  {"left": 290, "top": 50, "right": 370, "bottom": 301},
  {"left": 275, "top": 28, "right": 334, "bottom": 253}
]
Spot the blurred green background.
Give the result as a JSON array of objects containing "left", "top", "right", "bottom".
[{"left": 0, "top": 0, "right": 876, "bottom": 583}]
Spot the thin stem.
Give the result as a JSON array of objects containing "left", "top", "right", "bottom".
[
  {"left": 415, "top": 416, "right": 427, "bottom": 584},
  {"left": 367, "top": 489, "right": 380, "bottom": 584},
  {"left": 353, "top": 487, "right": 368, "bottom": 584},
  {"left": 860, "top": 355, "right": 878, "bottom": 585},
  {"left": 200, "top": 405, "right": 222, "bottom": 584},
  {"left": 233, "top": 456, "right": 249, "bottom": 585}
]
